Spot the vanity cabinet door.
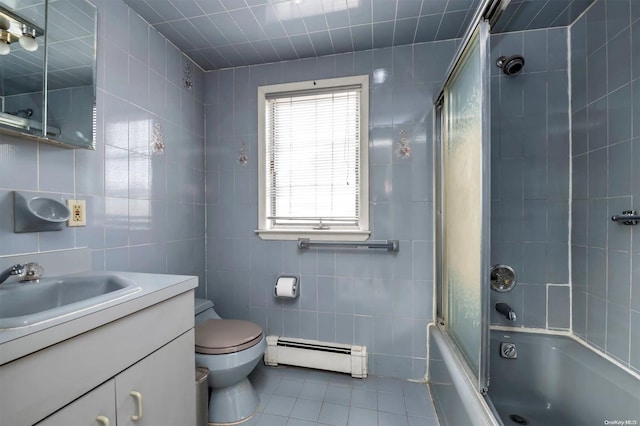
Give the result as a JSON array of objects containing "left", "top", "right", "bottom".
[
  {"left": 37, "top": 380, "right": 116, "bottom": 426},
  {"left": 115, "top": 330, "right": 195, "bottom": 426}
]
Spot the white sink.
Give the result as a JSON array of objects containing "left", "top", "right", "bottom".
[{"left": 0, "top": 273, "right": 141, "bottom": 329}]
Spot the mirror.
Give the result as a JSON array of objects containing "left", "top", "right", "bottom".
[{"left": 0, "top": 0, "right": 96, "bottom": 149}]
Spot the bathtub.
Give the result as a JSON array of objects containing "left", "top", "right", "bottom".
[{"left": 489, "top": 330, "right": 640, "bottom": 426}]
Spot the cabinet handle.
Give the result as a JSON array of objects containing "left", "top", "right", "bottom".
[
  {"left": 96, "top": 415, "right": 110, "bottom": 426},
  {"left": 130, "top": 390, "right": 143, "bottom": 421}
]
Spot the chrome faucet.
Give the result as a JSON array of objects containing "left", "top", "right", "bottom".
[
  {"left": 495, "top": 302, "right": 517, "bottom": 321},
  {"left": 0, "top": 264, "right": 24, "bottom": 285}
]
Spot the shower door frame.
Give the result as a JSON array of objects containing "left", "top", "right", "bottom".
[{"left": 434, "top": 17, "right": 493, "bottom": 394}]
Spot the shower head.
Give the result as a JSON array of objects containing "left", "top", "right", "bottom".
[{"left": 496, "top": 55, "right": 525, "bottom": 76}]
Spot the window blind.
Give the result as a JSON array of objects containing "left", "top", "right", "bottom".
[{"left": 265, "top": 88, "right": 361, "bottom": 228}]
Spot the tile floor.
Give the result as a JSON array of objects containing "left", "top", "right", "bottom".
[{"left": 243, "top": 363, "right": 440, "bottom": 426}]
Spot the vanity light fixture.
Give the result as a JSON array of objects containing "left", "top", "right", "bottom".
[
  {"left": 0, "top": 16, "right": 10, "bottom": 55},
  {"left": 19, "top": 24, "right": 38, "bottom": 52},
  {"left": 0, "top": 6, "right": 43, "bottom": 55},
  {"left": 0, "top": 30, "right": 10, "bottom": 56}
]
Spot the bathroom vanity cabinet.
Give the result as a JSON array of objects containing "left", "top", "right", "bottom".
[
  {"left": 39, "top": 331, "right": 193, "bottom": 426},
  {"left": 0, "top": 274, "right": 197, "bottom": 426}
]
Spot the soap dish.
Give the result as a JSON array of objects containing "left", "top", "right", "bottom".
[{"left": 13, "top": 191, "right": 70, "bottom": 233}]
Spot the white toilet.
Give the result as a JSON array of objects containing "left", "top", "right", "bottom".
[{"left": 194, "top": 298, "right": 266, "bottom": 425}]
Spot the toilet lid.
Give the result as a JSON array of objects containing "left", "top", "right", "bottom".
[{"left": 195, "top": 319, "right": 263, "bottom": 355}]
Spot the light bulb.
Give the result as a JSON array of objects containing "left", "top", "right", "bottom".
[
  {"left": 19, "top": 25, "right": 37, "bottom": 52},
  {"left": 0, "top": 41, "right": 10, "bottom": 55},
  {"left": 19, "top": 34, "right": 37, "bottom": 51}
]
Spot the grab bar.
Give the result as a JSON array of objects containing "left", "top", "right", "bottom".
[
  {"left": 611, "top": 210, "right": 640, "bottom": 225},
  {"left": 297, "top": 238, "right": 399, "bottom": 252}
]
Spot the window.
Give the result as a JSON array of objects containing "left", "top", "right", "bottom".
[{"left": 257, "top": 75, "right": 369, "bottom": 240}]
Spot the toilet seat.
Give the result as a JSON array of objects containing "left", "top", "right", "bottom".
[{"left": 195, "top": 319, "right": 263, "bottom": 355}]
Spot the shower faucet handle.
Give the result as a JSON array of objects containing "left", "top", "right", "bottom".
[{"left": 495, "top": 302, "right": 517, "bottom": 321}]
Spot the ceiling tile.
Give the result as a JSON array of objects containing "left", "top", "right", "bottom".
[
  {"left": 330, "top": 27, "right": 353, "bottom": 53},
  {"left": 371, "top": 0, "right": 397, "bottom": 22},
  {"left": 308, "top": 30, "right": 334, "bottom": 56},
  {"left": 372, "top": 21, "right": 394, "bottom": 48},
  {"left": 504, "top": 1, "right": 548, "bottom": 30},
  {"left": 350, "top": 24, "right": 373, "bottom": 51},
  {"left": 269, "top": 36, "right": 299, "bottom": 61},
  {"left": 394, "top": 17, "right": 418, "bottom": 45},
  {"left": 170, "top": 19, "right": 211, "bottom": 50},
  {"left": 252, "top": 4, "right": 288, "bottom": 38},
  {"left": 154, "top": 22, "right": 193, "bottom": 51},
  {"left": 296, "top": 0, "right": 326, "bottom": 31},
  {"left": 194, "top": 0, "right": 226, "bottom": 14},
  {"left": 217, "top": 44, "right": 248, "bottom": 66},
  {"left": 558, "top": 0, "right": 596, "bottom": 26},
  {"left": 372, "top": 0, "right": 397, "bottom": 23},
  {"left": 301, "top": 13, "right": 329, "bottom": 33},
  {"left": 528, "top": 0, "right": 572, "bottom": 30},
  {"left": 447, "top": 0, "right": 474, "bottom": 12},
  {"left": 125, "top": 1, "right": 165, "bottom": 24},
  {"left": 289, "top": 34, "right": 317, "bottom": 57},
  {"left": 189, "top": 16, "right": 229, "bottom": 46},
  {"left": 50, "top": 1, "right": 95, "bottom": 34},
  {"left": 348, "top": 0, "right": 373, "bottom": 26},
  {"left": 323, "top": 0, "right": 350, "bottom": 29},
  {"left": 169, "top": 0, "right": 206, "bottom": 18},
  {"left": 208, "top": 11, "right": 249, "bottom": 44},
  {"left": 233, "top": 42, "right": 267, "bottom": 64},
  {"left": 187, "top": 49, "right": 218, "bottom": 69},
  {"left": 251, "top": 39, "right": 282, "bottom": 62},
  {"left": 326, "top": 9, "right": 349, "bottom": 29},
  {"left": 230, "top": 8, "right": 268, "bottom": 41},
  {"left": 421, "top": 0, "right": 448, "bottom": 15},
  {"left": 194, "top": 47, "right": 232, "bottom": 68},
  {"left": 435, "top": 10, "right": 467, "bottom": 40},
  {"left": 457, "top": 8, "right": 475, "bottom": 38},
  {"left": 491, "top": 1, "right": 518, "bottom": 32},
  {"left": 219, "top": 0, "right": 248, "bottom": 12},
  {"left": 396, "top": 0, "right": 422, "bottom": 19},
  {"left": 147, "top": 1, "right": 184, "bottom": 22},
  {"left": 277, "top": 3, "right": 308, "bottom": 36}
]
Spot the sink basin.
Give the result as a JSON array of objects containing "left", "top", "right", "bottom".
[{"left": 0, "top": 273, "right": 141, "bottom": 329}]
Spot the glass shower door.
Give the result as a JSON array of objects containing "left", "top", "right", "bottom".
[{"left": 437, "top": 21, "right": 491, "bottom": 392}]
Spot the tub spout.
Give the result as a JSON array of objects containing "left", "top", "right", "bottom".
[
  {"left": 0, "top": 264, "right": 24, "bottom": 285},
  {"left": 495, "top": 302, "right": 516, "bottom": 321}
]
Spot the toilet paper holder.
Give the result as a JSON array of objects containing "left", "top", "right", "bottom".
[{"left": 274, "top": 275, "right": 299, "bottom": 299}]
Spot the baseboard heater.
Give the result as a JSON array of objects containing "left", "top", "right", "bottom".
[{"left": 264, "top": 336, "right": 368, "bottom": 378}]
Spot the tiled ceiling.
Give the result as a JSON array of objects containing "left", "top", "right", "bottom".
[
  {"left": 124, "top": 0, "right": 596, "bottom": 71},
  {"left": 123, "top": 0, "right": 482, "bottom": 71},
  {"left": 494, "top": 0, "right": 595, "bottom": 33}
]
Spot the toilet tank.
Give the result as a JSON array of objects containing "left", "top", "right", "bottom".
[
  {"left": 194, "top": 298, "right": 221, "bottom": 323},
  {"left": 195, "top": 298, "right": 214, "bottom": 315}
]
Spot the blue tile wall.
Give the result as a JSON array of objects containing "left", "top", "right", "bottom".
[
  {"left": 205, "top": 40, "right": 459, "bottom": 379},
  {"left": 490, "top": 28, "right": 571, "bottom": 330},
  {"left": 0, "top": 0, "right": 206, "bottom": 295},
  {"left": 571, "top": 0, "right": 640, "bottom": 374}
]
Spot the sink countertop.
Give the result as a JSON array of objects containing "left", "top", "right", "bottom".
[{"left": 0, "top": 271, "right": 197, "bottom": 365}]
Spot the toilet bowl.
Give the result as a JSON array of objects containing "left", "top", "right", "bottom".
[{"left": 194, "top": 298, "right": 266, "bottom": 425}]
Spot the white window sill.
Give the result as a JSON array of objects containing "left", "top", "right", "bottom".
[{"left": 256, "top": 229, "right": 371, "bottom": 241}]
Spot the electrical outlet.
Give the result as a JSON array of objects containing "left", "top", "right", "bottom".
[{"left": 66, "top": 200, "right": 86, "bottom": 227}]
